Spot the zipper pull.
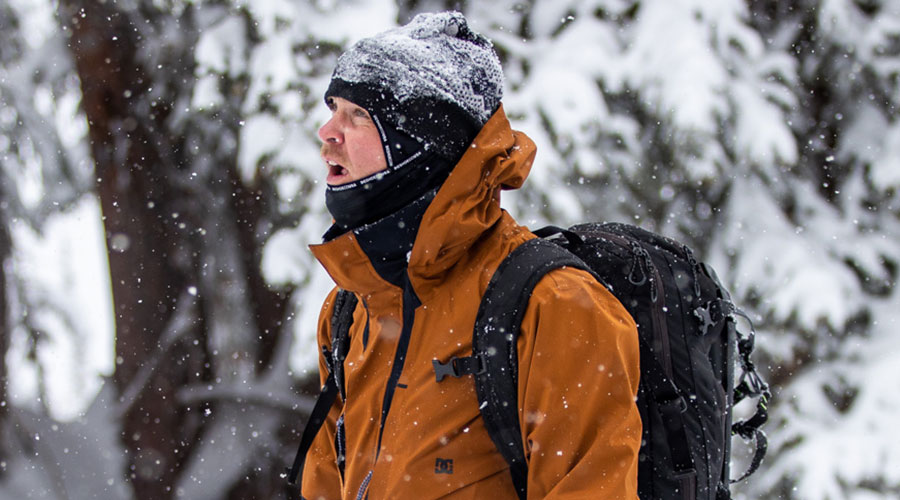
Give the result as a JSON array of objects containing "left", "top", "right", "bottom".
[
  {"left": 683, "top": 245, "right": 702, "bottom": 298},
  {"left": 638, "top": 244, "right": 658, "bottom": 303},
  {"left": 628, "top": 242, "right": 648, "bottom": 286}
]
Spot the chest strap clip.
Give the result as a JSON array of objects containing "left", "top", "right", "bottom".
[{"left": 433, "top": 355, "right": 485, "bottom": 382}]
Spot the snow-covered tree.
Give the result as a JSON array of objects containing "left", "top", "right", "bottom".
[
  {"left": 1, "top": 0, "right": 95, "bottom": 480},
  {"left": 3, "top": 0, "right": 312, "bottom": 497},
  {"left": 223, "top": 0, "right": 900, "bottom": 496},
  {"left": 1, "top": 0, "right": 898, "bottom": 498},
  {"left": 464, "top": 1, "right": 900, "bottom": 498}
]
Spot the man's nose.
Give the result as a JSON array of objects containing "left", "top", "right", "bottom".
[{"left": 318, "top": 115, "right": 343, "bottom": 144}]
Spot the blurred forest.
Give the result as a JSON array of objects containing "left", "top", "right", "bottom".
[{"left": 1, "top": 0, "right": 898, "bottom": 499}]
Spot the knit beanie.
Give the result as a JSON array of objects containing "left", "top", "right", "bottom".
[
  {"left": 323, "top": 11, "right": 504, "bottom": 235},
  {"left": 325, "top": 11, "right": 504, "bottom": 162}
]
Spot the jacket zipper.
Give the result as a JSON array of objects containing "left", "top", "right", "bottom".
[
  {"left": 365, "top": 278, "right": 419, "bottom": 498},
  {"left": 336, "top": 414, "right": 346, "bottom": 478},
  {"left": 356, "top": 470, "right": 373, "bottom": 500}
]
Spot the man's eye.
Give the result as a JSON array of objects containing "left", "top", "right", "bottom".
[{"left": 353, "top": 109, "right": 369, "bottom": 118}]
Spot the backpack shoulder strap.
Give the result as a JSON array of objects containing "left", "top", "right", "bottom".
[
  {"left": 472, "top": 237, "right": 592, "bottom": 500},
  {"left": 473, "top": 229, "right": 697, "bottom": 498},
  {"left": 286, "top": 289, "right": 358, "bottom": 489}
]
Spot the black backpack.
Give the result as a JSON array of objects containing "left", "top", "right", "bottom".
[{"left": 288, "top": 222, "right": 770, "bottom": 500}]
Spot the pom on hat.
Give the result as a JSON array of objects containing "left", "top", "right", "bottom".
[{"left": 325, "top": 11, "right": 504, "bottom": 161}]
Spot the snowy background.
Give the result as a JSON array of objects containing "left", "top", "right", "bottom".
[{"left": 1, "top": 0, "right": 899, "bottom": 499}]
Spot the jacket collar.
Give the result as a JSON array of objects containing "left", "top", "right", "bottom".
[{"left": 310, "top": 104, "right": 536, "bottom": 298}]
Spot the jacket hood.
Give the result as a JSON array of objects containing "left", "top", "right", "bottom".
[{"left": 310, "top": 104, "right": 536, "bottom": 297}]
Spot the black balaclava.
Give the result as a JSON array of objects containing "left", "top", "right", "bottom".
[
  {"left": 322, "top": 11, "right": 504, "bottom": 237},
  {"left": 323, "top": 83, "right": 466, "bottom": 233}
]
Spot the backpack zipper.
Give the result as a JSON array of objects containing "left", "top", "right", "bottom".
[
  {"left": 595, "top": 231, "right": 672, "bottom": 378},
  {"left": 648, "top": 262, "right": 673, "bottom": 378}
]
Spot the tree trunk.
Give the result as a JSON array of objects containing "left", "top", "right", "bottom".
[
  {"left": 58, "top": 2, "right": 206, "bottom": 497},
  {"left": 57, "top": 1, "right": 292, "bottom": 498}
]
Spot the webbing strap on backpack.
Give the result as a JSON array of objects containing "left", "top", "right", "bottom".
[
  {"left": 698, "top": 264, "right": 770, "bottom": 486},
  {"left": 286, "top": 290, "right": 358, "bottom": 496},
  {"left": 729, "top": 308, "right": 771, "bottom": 483},
  {"left": 286, "top": 372, "right": 338, "bottom": 489}
]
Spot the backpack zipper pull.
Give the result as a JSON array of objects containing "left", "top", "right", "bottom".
[
  {"left": 630, "top": 243, "right": 659, "bottom": 302},
  {"left": 628, "top": 243, "right": 648, "bottom": 286},
  {"left": 641, "top": 248, "right": 658, "bottom": 303},
  {"left": 683, "top": 245, "right": 702, "bottom": 298}
]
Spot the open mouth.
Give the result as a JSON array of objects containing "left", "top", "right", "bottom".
[{"left": 326, "top": 160, "right": 349, "bottom": 182}]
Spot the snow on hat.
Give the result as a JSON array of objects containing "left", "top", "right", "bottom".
[{"left": 325, "top": 11, "right": 504, "bottom": 161}]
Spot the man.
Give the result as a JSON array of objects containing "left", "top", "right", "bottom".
[{"left": 303, "top": 11, "right": 641, "bottom": 499}]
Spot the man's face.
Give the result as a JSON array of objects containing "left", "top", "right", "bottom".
[{"left": 319, "top": 97, "right": 388, "bottom": 186}]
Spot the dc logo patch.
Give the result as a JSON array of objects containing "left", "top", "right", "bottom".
[{"left": 434, "top": 458, "right": 454, "bottom": 474}]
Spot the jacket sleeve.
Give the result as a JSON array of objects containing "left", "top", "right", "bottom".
[
  {"left": 301, "top": 288, "right": 345, "bottom": 500},
  {"left": 516, "top": 267, "right": 641, "bottom": 500}
]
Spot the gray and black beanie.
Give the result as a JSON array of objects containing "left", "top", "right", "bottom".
[{"left": 324, "top": 11, "right": 504, "bottom": 164}]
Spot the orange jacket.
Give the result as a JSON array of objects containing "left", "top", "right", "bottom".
[{"left": 304, "top": 106, "right": 641, "bottom": 499}]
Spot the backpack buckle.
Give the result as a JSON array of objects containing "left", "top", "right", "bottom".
[
  {"left": 433, "top": 355, "right": 485, "bottom": 382},
  {"left": 658, "top": 395, "right": 688, "bottom": 415},
  {"left": 694, "top": 299, "right": 735, "bottom": 336}
]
